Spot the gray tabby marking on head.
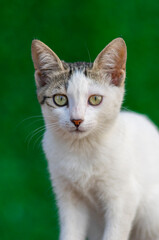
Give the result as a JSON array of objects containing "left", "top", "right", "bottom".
[
  {"left": 36, "top": 61, "right": 94, "bottom": 104},
  {"left": 31, "top": 38, "right": 127, "bottom": 104}
]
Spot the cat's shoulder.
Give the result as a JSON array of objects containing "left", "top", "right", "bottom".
[{"left": 120, "top": 110, "right": 149, "bottom": 122}]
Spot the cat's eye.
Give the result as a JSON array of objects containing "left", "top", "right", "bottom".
[
  {"left": 53, "top": 94, "right": 68, "bottom": 107},
  {"left": 88, "top": 95, "right": 103, "bottom": 106}
]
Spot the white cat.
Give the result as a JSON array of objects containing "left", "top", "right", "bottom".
[{"left": 31, "top": 38, "right": 159, "bottom": 240}]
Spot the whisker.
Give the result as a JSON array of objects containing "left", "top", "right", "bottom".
[
  {"left": 16, "top": 115, "right": 44, "bottom": 128},
  {"left": 33, "top": 133, "right": 43, "bottom": 149},
  {"left": 25, "top": 125, "right": 46, "bottom": 142},
  {"left": 26, "top": 121, "right": 57, "bottom": 142},
  {"left": 27, "top": 122, "right": 60, "bottom": 149},
  {"left": 26, "top": 119, "right": 45, "bottom": 128},
  {"left": 27, "top": 127, "right": 46, "bottom": 149},
  {"left": 122, "top": 106, "right": 131, "bottom": 112},
  {"left": 84, "top": 42, "right": 92, "bottom": 63}
]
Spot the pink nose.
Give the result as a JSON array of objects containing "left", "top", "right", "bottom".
[{"left": 71, "top": 119, "right": 83, "bottom": 127}]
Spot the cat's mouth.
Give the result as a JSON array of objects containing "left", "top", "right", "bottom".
[{"left": 70, "top": 128, "right": 86, "bottom": 133}]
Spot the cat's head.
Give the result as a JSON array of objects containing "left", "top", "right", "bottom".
[{"left": 31, "top": 38, "right": 127, "bottom": 139}]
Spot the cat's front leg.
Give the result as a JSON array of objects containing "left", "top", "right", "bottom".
[
  {"left": 54, "top": 180, "right": 89, "bottom": 240},
  {"left": 102, "top": 189, "right": 139, "bottom": 240}
]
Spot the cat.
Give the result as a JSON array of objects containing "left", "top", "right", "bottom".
[{"left": 31, "top": 38, "right": 159, "bottom": 240}]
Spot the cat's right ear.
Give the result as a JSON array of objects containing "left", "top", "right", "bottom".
[{"left": 31, "top": 40, "right": 64, "bottom": 88}]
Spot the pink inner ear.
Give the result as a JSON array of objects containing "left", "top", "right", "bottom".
[
  {"left": 92, "top": 38, "right": 127, "bottom": 87},
  {"left": 111, "top": 70, "right": 125, "bottom": 86},
  {"left": 35, "top": 70, "right": 48, "bottom": 87}
]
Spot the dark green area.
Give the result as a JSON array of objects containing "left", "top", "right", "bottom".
[{"left": 1, "top": 0, "right": 159, "bottom": 239}]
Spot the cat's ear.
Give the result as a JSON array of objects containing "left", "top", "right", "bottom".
[
  {"left": 31, "top": 40, "right": 65, "bottom": 88},
  {"left": 93, "top": 38, "right": 127, "bottom": 86}
]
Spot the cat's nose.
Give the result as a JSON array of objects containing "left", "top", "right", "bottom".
[{"left": 71, "top": 119, "right": 83, "bottom": 127}]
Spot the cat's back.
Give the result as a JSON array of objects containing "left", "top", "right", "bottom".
[
  {"left": 119, "top": 110, "right": 159, "bottom": 148},
  {"left": 120, "top": 110, "right": 158, "bottom": 138},
  {"left": 119, "top": 111, "right": 159, "bottom": 176}
]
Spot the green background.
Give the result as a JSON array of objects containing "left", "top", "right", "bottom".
[{"left": 1, "top": 0, "right": 159, "bottom": 239}]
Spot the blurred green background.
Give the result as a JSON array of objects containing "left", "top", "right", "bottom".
[{"left": 1, "top": 0, "right": 159, "bottom": 239}]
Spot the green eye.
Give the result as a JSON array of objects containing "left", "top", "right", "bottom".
[
  {"left": 53, "top": 94, "right": 68, "bottom": 107},
  {"left": 88, "top": 95, "right": 103, "bottom": 106}
]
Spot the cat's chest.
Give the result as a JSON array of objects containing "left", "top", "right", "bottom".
[
  {"left": 44, "top": 133, "right": 115, "bottom": 203},
  {"left": 53, "top": 150, "right": 108, "bottom": 202},
  {"left": 62, "top": 160, "right": 98, "bottom": 190}
]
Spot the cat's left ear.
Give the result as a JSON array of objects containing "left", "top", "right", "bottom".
[{"left": 92, "top": 38, "right": 127, "bottom": 86}]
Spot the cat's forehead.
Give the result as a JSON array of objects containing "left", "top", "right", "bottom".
[
  {"left": 37, "top": 62, "right": 101, "bottom": 104},
  {"left": 67, "top": 71, "right": 91, "bottom": 96},
  {"left": 51, "top": 61, "right": 94, "bottom": 90}
]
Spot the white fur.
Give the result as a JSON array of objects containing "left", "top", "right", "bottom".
[{"left": 42, "top": 71, "right": 159, "bottom": 240}]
